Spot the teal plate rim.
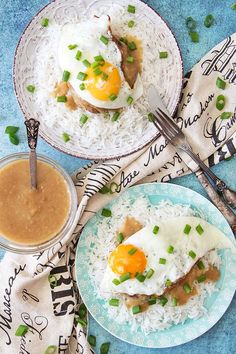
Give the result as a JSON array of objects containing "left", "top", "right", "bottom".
[{"left": 75, "top": 183, "right": 236, "bottom": 348}]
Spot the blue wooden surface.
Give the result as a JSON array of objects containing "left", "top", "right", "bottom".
[{"left": 0, "top": 1, "right": 235, "bottom": 353}]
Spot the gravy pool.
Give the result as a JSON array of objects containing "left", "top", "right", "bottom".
[{"left": 0, "top": 159, "right": 70, "bottom": 245}]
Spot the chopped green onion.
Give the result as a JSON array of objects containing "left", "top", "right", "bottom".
[
  {"left": 188, "top": 250, "right": 196, "bottom": 259},
  {"left": 109, "top": 94, "right": 117, "bottom": 101},
  {"left": 225, "top": 156, "right": 233, "bottom": 161},
  {"left": 117, "top": 232, "right": 124, "bottom": 244},
  {"left": 189, "top": 31, "right": 199, "bottom": 43},
  {"left": 88, "top": 335, "right": 96, "bottom": 347},
  {"left": 75, "top": 317, "right": 87, "bottom": 327},
  {"left": 165, "top": 279, "right": 172, "bottom": 288},
  {"left": 119, "top": 272, "right": 131, "bottom": 283},
  {"left": 91, "top": 61, "right": 100, "bottom": 69},
  {"left": 197, "top": 260, "right": 205, "bottom": 270},
  {"left": 109, "top": 298, "right": 120, "bottom": 307},
  {"left": 159, "top": 296, "right": 168, "bottom": 306},
  {"left": 80, "top": 114, "right": 88, "bottom": 125},
  {"left": 101, "top": 208, "right": 112, "bottom": 217},
  {"left": 57, "top": 95, "right": 67, "bottom": 103},
  {"left": 109, "top": 182, "right": 118, "bottom": 193},
  {"left": 79, "top": 83, "right": 86, "bottom": 90},
  {"left": 128, "top": 41, "right": 137, "bottom": 50},
  {"left": 128, "top": 5, "right": 136, "bottom": 13},
  {"left": 5, "top": 126, "right": 19, "bottom": 135},
  {"left": 146, "top": 268, "right": 154, "bottom": 279},
  {"left": 100, "top": 35, "right": 109, "bottom": 45},
  {"left": 148, "top": 296, "right": 157, "bottom": 305},
  {"left": 159, "top": 51, "right": 168, "bottom": 59},
  {"left": 216, "top": 77, "right": 226, "bottom": 89},
  {"left": 185, "top": 16, "right": 197, "bottom": 30},
  {"left": 220, "top": 112, "right": 232, "bottom": 120},
  {"left": 196, "top": 224, "right": 204, "bottom": 235},
  {"left": 26, "top": 85, "right": 35, "bottom": 93},
  {"left": 75, "top": 50, "right": 82, "bottom": 60},
  {"left": 9, "top": 135, "right": 19, "bottom": 145},
  {"left": 15, "top": 324, "right": 28, "bottom": 336},
  {"left": 167, "top": 245, "right": 174, "bottom": 254},
  {"left": 128, "top": 247, "right": 137, "bottom": 255},
  {"left": 48, "top": 274, "right": 58, "bottom": 288},
  {"left": 231, "top": 3, "right": 236, "bottom": 10},
  {"left": 135, "top": 273, "right": 146, "bottom": 282},
  {"left": 94, "top": 55, "right": 104, "bottom": 62},
  {"left": 100, "top": 342, "right": 110, "bottom": 354},
  {"left": 127, "top": 96, "right": 133, "bottom": 105},
  {"left": 112, "top": 112, "right": 120, "bottom": 122},
  {"left": 204, "top": 14, "right": 214, "bottom": 28},
  {"left": 41, "top": 18, "right": 49, "bottom": 27},
  {"left": 216, "top": 95, "right": 225, "bottom": 110},
  {"left": 183, "top": 283, "right": 192, "bottom": 294},
  {"left": 148, "top": 112, "right": 155, "bottom": 122},
  {"left": 184, "top": 224, "right": 191, "bottom": 234},
  {"left": 159, "top": 258, "right": 166, "bottom": 265},
  {"left": 62, "top": 70, "right": 70, "bottom": 82},
  {"left": 78, "top": 303, "right": 87, "bottom": 318},
  {"left": 102, "top": 72, "right": 109, "bottom": 81},
  {"left": 62, "top": 133, "right": 70, "bottom": 142},
  {"left": 82, "top": 59, "right": 91, "bottom": 68},
  {"left": 128, "top": 20, "right": 135, "bottom": 28},
  {"left": 77, "top": 72, "right": 87, "bottom": 81},
  {"left": 132, "top": 305, "right": 141, "bottom": 314},
  {"left": 94, "top": 68, "right": 102, "bottom": 76},
  {"left": 197, "top": 274, "right": 206, "bottom": 283},
  {"left": 153, "top": 225, "right": 159, "bottom": 234},
  {"left": 120, "top": 37, "right": 128, "bottom": 45},
  {"left": 99, "top": 185, "right": 110, "bottom": 194},
  {"left": 68, "top": 44, "right": 77, "bottom": 50},
  {"left": 127, "top": 56, "right": 134, "bottom": 63},
  {"left": 45, "top": 345, "right": 57, "bottom": 354},
  {"left": 112, "top": 278, "right": 120, "bottom": 286},
  {"left": 172, "top": 297, "right": 177, "bottom": 307}
]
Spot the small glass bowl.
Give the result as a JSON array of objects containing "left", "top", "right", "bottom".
[{"left": 0, "top": 153, "right": 78, "bottom": 254}]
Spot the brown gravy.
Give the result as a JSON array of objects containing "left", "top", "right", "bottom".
[
  {"left": 0, "top": 160, "right": 70, "bottom": 245},
  {"left": 118, "top": 216, "right": 143, "bottom": 241}
]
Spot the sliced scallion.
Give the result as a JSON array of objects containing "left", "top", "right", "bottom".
[
  {"left": 110, "top": 182, "right": 118, "bottom": 193},
  {"left": 48, "top": 274, "right": 58, "bottom": 288},
  {"left": 148, "top": 297, "right": 157, "bottom": 305},
  {"left": 165, "top": 279, "right": 172, "bottom": 288},
  {"left": 128, "top": 20, "right": 135, "bottom": 28},
  {"left": 185, "top": 16, "right": 197, "bottom": 30},
  {"left": 117, "top": 232, "right": 124, "bottom": 244},
  {"left": 5, "top": 126, "right": 19, "bottom": 135},
  {"left": 75, "top": 317, "right": 87, "bottom": 327},
  {"left": 94, "top": 55, "right": 104, "bottom": 62},
  {"left": 127, "top": 56, "right": 134, "bottom": 63},
  {"left": 112, "top": 278, "right": 120, "bottom": 286},
  {"left": 62, "top": 70, "right": 70, "bottom": 82},
  {"left": 41, "top": 18, "right": 49, "bottom": 27},
  {"left": 57, "top": 95, "right": 67, "bottom": 103},
  {"left": 26, "top": 85, "right": 35, "bottom": 93},
  {"left": 188, "top": 250, "right": 196, "bottom": 259},
  {"left": 100, "top": 342, "right": 110, "bottom": 354},
  {"left": 102, "top": 72, "right": 109, "bottom": 81},
  {"left": 94, "top": 68, "right": 102, "bottom": 76},
  {"left": 45, "top": 345, "right": 57, "bottom": 354},
  {"left": 197, "top": 260, "right": 205, "bottom": 270},
  {"left": 112, "top": 112, "right": 120, "bottom": 122},
  {"left": 189, "top": 31, "right": 199, "bottom": 43},
  {"left": 109, "top": 94, "right": 117, "bottom": 101},
  {"left": 99, "top": 185, "right": 110, "bottom": 194},
  {"left": 172, "top": 297, "right": 177, "bottom": 306},
  {"left": 146, "top": 268, "right": 154, "bottom": 279},
  {"left": 167, "top": 245, "right": 174, "bottom": 254},
  {"left": 79, "top": 83, "right": 86, "bottom": 90},
  {"left": 231, "top": 3, "right": 236, "bottom": 10},
  {"left": 153, "top": 225, "right": 159, "bottom": 234},
  {"left": 68, "top": 44, "right": 77, "bottom": 50},
  {"left": 75, "top": 50, "right": 82, "bottom": 60},
  {"left": 9, "top": 135, "right": 19, "bottom": 145},
  {"left": 159, "top": 258, "right": 166, "bottom": 265},
  {"left": 159, "top": 296, "right": 168, "bottom": 306},
  {"left": 159, "top": 51, "right": 168, "bottom": 59},
  {"left": 128, "top": 247, "right": 137, "bottom": 255},
  {"left": 88, "top": 335, "right": 96, "bottom": 347},
  {"left": 91, "top": 61, "right": 100, "bottom": 69},
  {"left": 197, "top": 274, "right": 206, "bottom": 283},
  {"left": 120, "top": 37, "right": 128, "bottom": 45},
  {"left": 183, "top": 283, "right": 191, "bottom": 294},
  {"left": 109, "top": 298, "right": 119, "bottom": 307},
  {"left": 80, "top": 114, "right": 88, "bottom": 125},
  {"left": 119, "top": 272, "right": 131, "bottom": 283},
  {"left": 132, "top": 305, "right": 141, "bottom": 314},
  {"left": 216, "top": 77, "right": 226, "bottom": 89},
  {"left": 101, "top": 208, "right": 112, "bottom": 217},
  {"left": 216, "top": 95, "right": 225, "bottom": 110},
  {"left": 135, "top": 273, "right": 146, "bottom": 282},
  {"left": 100, "top": 35, "right": 109, "bottom": 45},
  {"left": 128, "top": 41, "right": 137, "bottom": 50},
  {"left": 128, "top": 5, "right": 136, "bottom": 13},
  {"left": 127, "top": 96, "right": 133, "bottom": 105},
  {"left": 62, "top": 133, "right": 70, "bottom": 142},
  {"left": 196, "top": 224, "right": 204, "bottom": 235},
  {"left": 78, "top": 303, "right": 87, "bottom": 319},
  {"left": 83, "top": 59, "right": 91, "bottom": 68},
  {"left": 148, "top": 112, "right": 155, "bottom": 122},
  {"left": 15, "top": 324, "right": 28, "bottom": 336},
  {"left": 220, "top": 112, "right": 232, "bottom": 120},
  {"left": 184, "top": 224, "right": 191, "bottom": 235},
  {"left": 77, "top": 72, "right": 87, "bottom": 81},
  {"left": 204, "top": 14, "right": 214, "bottom": 28}
]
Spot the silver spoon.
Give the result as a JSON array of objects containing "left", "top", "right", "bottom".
[{"left": 24, "top": 119, "right": 40, "bottom": 189}]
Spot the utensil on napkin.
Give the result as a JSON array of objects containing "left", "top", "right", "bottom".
[{"left": 147, "top": 84, "right": 236, "bottom": 233}]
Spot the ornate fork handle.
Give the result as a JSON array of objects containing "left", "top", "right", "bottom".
[{"left": 180, "top": 141, "right": 236, "bottom": 209}]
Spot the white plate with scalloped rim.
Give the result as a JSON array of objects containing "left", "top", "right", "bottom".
[
  {"left": 75, "top": 183, "right": 236, "bottom": 348},
  {"left": 13, "top": 0, "right": 183, "bottom": 160}
]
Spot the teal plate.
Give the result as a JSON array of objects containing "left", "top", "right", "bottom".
[{"left": 75, "top": 183, "right": 236, "bottom": 348}]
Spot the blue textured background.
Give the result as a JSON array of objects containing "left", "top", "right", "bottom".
[{"left": 0, "top": 1, "right": 235, "bottom": 353}]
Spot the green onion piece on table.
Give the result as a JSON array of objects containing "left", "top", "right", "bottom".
[
  {"left": 26, "top": 85, "right": 35, "bottom": 93},
  {"left": 99, "top": 185, "right": 110, "bottom": 194},
  {"left": 128, "top": 20, "right": 135, "bottom": 28},
  {"left": 188, "top": 250, "right": 196, "bottom": 259},
  {"left": 184, "top": 224, "right": 191, "bottom": 234},
  {"left": 197, "top": 260, "right": 205, "bottom": 270},
  {"left": 132, "top": 305, "right": 141, "bottom": 314},
  {"left": 159, "top": 51, "right": 168, "bottom": 59},
  {"left": 167, "top": 245, "right": 174, "bottom": 254},
  {"left": 204, "top": 14, "right": 214, "bottom": 28},
  {"left": 62, "top": 133, "right": 70, "bottom": 143},
  {"left": 112, "top": 112, "right": 120, "bottom": 122},
  {"left": 9, "top": 135, "right": 19, "bottom": 145},
  {"left": 100, "top": 35, "right": 109, "bottom": 45},
  {"left": 112, "top": 278, "right": 121, "bottom": 285},
  {"left": 78, "top": 303, "right": 87, "bottom": 318},
  {"left": 75, "top": 50, "right": 82, "bottom": 60},
  {"left": 220, "top": 112, "right": 232, "bottom": 120},
  {"left": 216, "top": 95, "right": 225, "bottom": 110},
  {"left": 45, "top": 345, "right": 57, "bottom": 354},
  {"left": 117, "top": 232, "right": 124, "bottom": 244},
  {"left": 100, "top": 342, "right": 110, "bottom": 354},
  {"left": 189, "top": 31, "right": 199, "bottom": 43},
  {"left": 231, "top": 3, "right": 236, "bottom": 10},
  {"left": 62, "top": 70, "right": 70, "bottom": 82},
  {"left": 80, "top": 114, "right": 88, "bottom": 125},
  {"left": 216, "top": 77, "right": 226, "bottom": 89},
  {"left": 128, "top": 247, "right": 137, "bottom": 255},
  {"left": 153, "top": 225, "right": 159, "bottom": 234},
  {"left": 15, "top": 324, "right": 28, "bottom": 336},
  {"left": 88, "top": 335, "right": 96, "bottom": 347},
  {"left": 76, "top": 317, "right": 87, "bottom": 327},
  {"left": 109, "top": 298, "right": 120, "bottom": 307},
  {"left": 101, "top": 208, "right": 112, "bottom": 217},
  {"left": 128, "top": 5, "right": 136, "bottom": 13},
  {"left": 196, "top": 224, "right": 204, "bottom": 235},
  {"left": 197, "top": 274, "right": 206, "bottom": 283},
  {"left": 68, "top": 44, "right": 77, "bottom": 50},
  {"left": 183, "top": 283, "right": 192, "bottom": 294},
  {"left": 185, "top": 16, "right": 197, "bottom": 30},
  {"left": 146, "top": 268, "right": 154, "bottom": 279},
  {"left": 159, "top": 296, "right": 168, "bottom": 306},
  {"left": 41, "top": 18, "right": 49, "bottom": 27},
  {"left": 110, "top": 182, "right": 118, "bottom": 193},
  {"left": 5, "top": 126, "right": 19, "bottom": 135},
  {"left": 119, "top": 272, "right": 131, "bottom": 283},
  {"left": 159, "top": 258, "right": 166, "bottom": 264},
  {"left": 48, "top": 274, "right": 58, "bottom": 288},
  {"left": 135, "top": 273, "right": 146, "bottom": 282}
]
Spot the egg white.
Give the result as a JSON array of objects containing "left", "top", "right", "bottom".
[
  {"left": 101, "top": 216, "right": 234, "bottom": 296},
  {"left": 58, "top": 15, "right": 143, "bottom": 109}
]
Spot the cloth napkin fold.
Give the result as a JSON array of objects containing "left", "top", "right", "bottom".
[{"left": 0, "top": 34, "right": 235, "bottom": 354}]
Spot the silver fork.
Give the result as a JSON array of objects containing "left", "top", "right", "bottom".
[{"left": 151, "top": 105, "right": 236, "bottom": 209}]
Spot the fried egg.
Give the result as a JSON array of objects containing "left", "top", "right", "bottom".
[
  {"left": 58, "top": 15, "right": 143, "bottom": 109},
  {"left": 101, "top": 217, "right": 234, "bottom": 296}
]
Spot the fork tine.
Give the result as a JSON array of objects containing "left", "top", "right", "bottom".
[
  {"left": 152, "top": 113, "right": 174, "bottom": 142},
  {"left": 158, "top": 108, "right": 182, "bottom": 134},
  {"left": 155, "top": 108, "right": 178, "bottom": 137},
  {"left": 152, "top": 118, "right": 169, "bottom": 141}
]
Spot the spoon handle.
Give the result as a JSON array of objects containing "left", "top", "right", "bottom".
[{"left": 24, "top": 119, "right": 40, "bottom": 189}]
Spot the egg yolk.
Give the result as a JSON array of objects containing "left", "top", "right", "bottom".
[
  {"left": 108, "top": 244, "right": 147, "bottom": 277},
  {"left": 85, "top": 61, "right": 121, "bottom": 101}
]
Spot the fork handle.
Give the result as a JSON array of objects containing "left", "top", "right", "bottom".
[{"left": 182, "top": 147, "right": 236, "bottom": 209}]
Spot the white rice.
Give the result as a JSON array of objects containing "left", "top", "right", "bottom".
[
  {"left": 32, "top": 3, "right": 177, "bottom": 151},
  {"left": 86, "top": 196, "right": 221, "bottom": 334}
]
